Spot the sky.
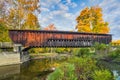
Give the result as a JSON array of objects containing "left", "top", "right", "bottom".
[{"left": 39, "top": 0, "right": 120, "bottom": 40}]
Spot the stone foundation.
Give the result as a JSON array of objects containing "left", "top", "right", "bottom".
[
  {"left": 0, "top": 52, "right": 30, "bottom": 66},
  {"left": 0, "top": 52, "right": 21, "bottom": 66}
]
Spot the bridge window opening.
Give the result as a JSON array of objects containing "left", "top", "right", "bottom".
[{"left": 77, "top": 40, "right": 79, "bottom": 47}]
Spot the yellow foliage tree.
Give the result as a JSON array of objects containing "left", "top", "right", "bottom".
[
  {"left": 76, "top": 6, "right": 109, "bottom": 34},
  {"left": 76, "top": 7, "right": 91, "bottom": 32},
  {"left": 8, "top": 0, "right": 40, "bottom": 30},
  {"left": 0, "top": 1, "right": 12, "bottom": 42},
  {"left": 112, "top": 40, "right": 120, "bottom": 46}
]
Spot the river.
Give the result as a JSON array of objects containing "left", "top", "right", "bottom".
[
  {"left": 0, "top": 58, "right": 66, "bottom": 80},
  {"left": 0, "top": 59, "right": 120, "bottom": 80}
]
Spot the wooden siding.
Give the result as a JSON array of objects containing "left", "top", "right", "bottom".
[{"left": 9, "top": 30, "right": 112, "bottom": 48}]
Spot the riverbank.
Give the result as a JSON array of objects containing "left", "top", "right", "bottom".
[
  {"left": 0, "top": 51, "right": 71, "bottom": 67},
  {"left": 30, "top": 53, "right": 71, "bottom": 60}
]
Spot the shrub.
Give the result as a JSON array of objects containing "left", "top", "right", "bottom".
[
  {"left": 77, "top": 48, "right": 90, "bottom": 57},
  {"left": 47, "top": 68, "right": 64, "bottom": 80},
  {"left": 68, "top": 57, "right": 97, "bottom": 80},
  {"left": 91, "top": 69, "right": 114, "bottom": 80},
  {"left": 114, "top": 47, "right": 120, "bottom": 54},
  {"left": 28, "top": 48, "right": 49, "bottom": 54},
  {"left": 94, "top": 43, "right": 107, "bottom": 52},
  {"left": 48, "top": 57, "right": 115, "bottom": 80},
  {"left": 54, "top": 48, "right": 71, "bottom": 54},
  {"left": 108, "top": 47, "right": 120, "bottom": 61},
  {"left": 55, "top": 48, "right": 64, "bottom": 54},
  {"left": 71, "top": 48, "right": 80, "bottom": 56},
  {"left": 47, "top": 63, "right": 77, "bottom": 80}
]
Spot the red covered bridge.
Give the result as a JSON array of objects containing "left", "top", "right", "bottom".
[{"left": 9, "top": 30, "right": 112, "bottom": 50}]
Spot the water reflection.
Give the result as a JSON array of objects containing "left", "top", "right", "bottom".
[
  {"left": 0, "top": 65, "right": 20, "bottom": 80},
  {"left": 1, "top": 58, "right": 120, "bottom": 80},
  {"left": 0, "top": 58, "right": 64, "bottom": 80}
]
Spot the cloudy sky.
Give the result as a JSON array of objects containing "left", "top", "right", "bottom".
[{"left": 39, "top": 0, "right": 120, "bottom": 40}]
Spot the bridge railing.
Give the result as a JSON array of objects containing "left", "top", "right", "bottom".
[{"left": 0, "top": 42, "right": 13, "bottom": 48}]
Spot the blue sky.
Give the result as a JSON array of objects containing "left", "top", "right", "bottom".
[{"left": 39, "top": 0, "right": 120, "bottom": 40}]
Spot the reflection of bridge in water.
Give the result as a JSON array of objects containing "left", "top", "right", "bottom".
[{"left": 9, "top": 30, "right": 112, "bottom": 51}]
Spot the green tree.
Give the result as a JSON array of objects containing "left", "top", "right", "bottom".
[{"left": 0, "top": 23, "right": 11, "bottom": 42}]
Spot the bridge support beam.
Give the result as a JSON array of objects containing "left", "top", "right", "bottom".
[{"left": 13, "top": 44, "right": 30, "bottom": 63}]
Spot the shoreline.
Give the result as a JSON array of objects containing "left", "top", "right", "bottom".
[
  {"left": 0, "top": 53, "right": 70, "bottom": 67},
  {"left": 30, "top": 53, "right": 71, "bottom": 60}
]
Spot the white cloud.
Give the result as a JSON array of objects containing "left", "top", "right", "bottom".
[
  {"left": 39, "top": 8, "right": 77, "bottom": 30},
  {"left": 81, "top": 3, "right": 85, "bottom": 7},
  {"left": 99, "top": 0, "right": 120, "bottom": 40},
  {"left": 59, "top": 3, "right": 69, "bottom": 11},
  {"left": 49, "top": 10, "right": 64, "bottom": 16},
  {"left": 65, "top": 0, "right": 77, "bottom": 8},
  {"left": 40, "top": 0, "right": 120, "bottom": 40},
  {"left": 41, "top": 2, "right": 47, "bottom": 7},
  {"left": 66, "top": 0, "right": 71, "bottom": 4},
  {"left": 41, "top": 7, "right": 50, "bottom": 12},
  {"left": 71, "top": 2, "right": 77, "bottom": 8},
  {"left": 41, "top": 0, "right": 61, "bottom": 8},
  {"left": 39, "top": 0, "right": 78, "bottom": 31}
]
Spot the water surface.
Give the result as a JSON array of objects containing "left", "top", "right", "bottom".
[
  {"left": 0, "top": 59, "right": 63, "bottom": 80},
  {"left": 0, "top": 59, "right": 120, "bottom": 80}
]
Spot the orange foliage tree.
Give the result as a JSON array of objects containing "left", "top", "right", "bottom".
[
  {"left": 44, "top": 24, "right": 57, "bottom": 30},
  {"left": 76, "top": 6, "right": 109, "bottom": 34}
]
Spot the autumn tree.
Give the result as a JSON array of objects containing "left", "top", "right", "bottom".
[
  {"left": 0, "top": 0, "right": 11, "bottom": 42},
  {"left": 0, "top": 0, "right": 10, "bottom": 24},
  {"left": 0, "top": 0, "right": 5, "bottom": 21},
  {"left": 44, "top": 24, "right": 57, "bottom": 30},
  {"left": 76, "top": 7, "right": 91, "bottom": 32},
  {"left": 112, "top": 40, "right": 120, "bottom": 46},
  {"left": 8, "top": 0, "right": 40, "bottom": 29},
  {"left": 76, "top": 6, "right": 109, "bottom": 34},
  {"left": 0, "top": 0, "right": 40, "bottom": 42}
]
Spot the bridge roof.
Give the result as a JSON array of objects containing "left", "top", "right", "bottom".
[{"left": 9, "top": 30, "right": 112, "bottom": 36}]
